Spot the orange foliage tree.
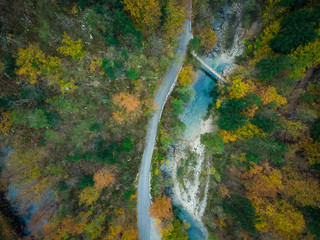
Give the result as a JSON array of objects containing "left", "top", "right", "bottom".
[
  {"left": 243, "top": 163, "right": 283, "bottom": 200},
  {"left": 41, "top": 217, "right": 84, "bottom": 239},
  {"left": 150, "top": 195, "right": 173, "bottom": 220},
  {"left": 104, "top": 208, "right": 139, "bottom": 240},
  {"left": 93, "top": 168, "right": 115, "bottom": 189},
  {"left": 253, "top": 84, "right": 287, "bottom": 106},
  {"left": 112, "top": 92, "right": 141, "bottom": 123}
]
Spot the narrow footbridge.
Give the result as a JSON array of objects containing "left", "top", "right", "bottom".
[{"left": 191, "top": 51, "right": 226, "bottom": 83}]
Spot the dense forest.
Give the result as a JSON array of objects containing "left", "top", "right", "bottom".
[
  {"left": 1, "top": 0, "right": 320, "bottom": 239},
  {"left": 0, "top": 0, "right": 189, "bottom": 238},
  {"left": 150, "top": 0, "right": 320, "bottom": 239}
]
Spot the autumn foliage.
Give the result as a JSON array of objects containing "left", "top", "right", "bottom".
[
  {"left": 93, "top": 168, "right": 115, "bottom": 189},
  {"left": 150, "top": 195, "right": 173, "bottom": 220},
  {"left": 199, "top": 27, "right": 218, "bottom": 53},
  {"left": 57, "top": 33, "right": 85, "bottom": 59},
  {"left": 123, "top": 0, "right": 161, "bottom": 34},
  {"left": 112, "top": 92, "right": 141, "bottom": 123},
  {"left": 178, "top": 64, "right": 197, "bottom": 86}
]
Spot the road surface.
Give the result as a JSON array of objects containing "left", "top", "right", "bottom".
[{"left": 137, "top": 7, "right": 192, "bottom": 240}]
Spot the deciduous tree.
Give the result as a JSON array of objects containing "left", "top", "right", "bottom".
[
  {"left": 150, "top": 195, "right": 173, "bottom": 220},
  {"left": 93, "top": 168, "right": 115, "bottom": 189},
  {"left": 123, "top": 0, "right": 161, "bottom": 34}
]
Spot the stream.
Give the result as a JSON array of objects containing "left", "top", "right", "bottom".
[{"left": 165, "top": 2, "right": 245, "bottom": 239}]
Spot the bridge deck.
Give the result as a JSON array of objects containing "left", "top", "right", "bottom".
[{"left": 191, "top": 51, "right": 226, "bottom": 83}]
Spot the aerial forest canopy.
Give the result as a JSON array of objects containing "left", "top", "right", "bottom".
[
  {"left": 0, "top": 0, "right": 320, "bottom": 239},
  {"left": 0, "top": 0, "right": 188, "bottom": 238}
]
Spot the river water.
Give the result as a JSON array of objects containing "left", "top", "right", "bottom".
[{"left": 174, "top": 55, "right": 231, "bottom": 239}]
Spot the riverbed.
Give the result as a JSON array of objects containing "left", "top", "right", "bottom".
[{"left": 165, "top": 2, "right": 245, "bottom": 238}]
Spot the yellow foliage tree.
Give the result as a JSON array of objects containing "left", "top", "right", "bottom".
[
  {"left": 199, "top": 28, "right": 218, "bottom": 53},
  {"left": 219, "top": 122, "right": 266, "bottom": 143},
  {"left": 79, "top": 186, "right": 101, "bottom": 206},
  {"left": 163, "top": 0, "right": 186, "bottom": 41},
  {"left": 243, "top": 163, "right": 283, "bottom": 200},
  {"left": 123, "top": 0, "right": 161, "bottom": 34},
  {"left": 253, "top": 84, "right": 287, "bottom": 106},
  {"left": 254, "top": 19, "right": 281, "bottom": 58},
  {"left": 304, "top": 141, "right": 320, "bottom": 165},
  {"left": 0, "top": 111, "right": 12, "bottom": 137},
  {"left": 57, "top": 33, "right": 85, "bottom": 59},
  {"left": 178, "top": 64, "right": 197, "bottom": 86},
  {"left": 254, "top": 198, "right": 305, "bottom": 239},
  {"left": 283, "top": 168, "right": 320, "bottom": 208},
  {"left": 289, "top": 31, "right": 320, "bottom": 79},
  {"left": 280, "top": 118, "right": 308, "bottom": 142},
  {"left": 16, "top": 44, "right": 46, "bottom": 84},
  {"left": 104, "top": 208, "right": 139, "bottom": 240},
  {"left": 227, "top": 75, "right": 250, "bottom": 99}
]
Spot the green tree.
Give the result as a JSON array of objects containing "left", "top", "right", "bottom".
[
  {"left": 223, "top": 195, "right": 257, "bottom": 234},
  {"left": 171, "top": 99, "right": 184, "bottom": 116},
  {"left": 302, "top": 207, "right": 320, "bottom": 238},
  {"left": 218, "top": 99, "right": 248, "bottom": 131},
  {"left": 311, "top": 118, "right": 320, "bottom": 141},
  {"left": 126, "top": 67, "right": 139, "bottom": 81},
  {"left": 251, "top": 116, "right": 278, "bottom": 133},
  {"left": 270, "top": 9, "right": 319, "bottom": 54},
  {"left": 255, "top": 56, "right": 291, "bottom": 80},
  {"left": 241, "top": 136, "right": 286, "bottom": 164}
]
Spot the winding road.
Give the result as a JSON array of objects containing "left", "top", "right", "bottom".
[{"left": 137, "top": 6, "right": 192, "bottom": 240}]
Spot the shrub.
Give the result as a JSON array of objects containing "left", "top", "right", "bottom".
[{"left": 200, "top": 132, "right": 224, "bottom": 154}]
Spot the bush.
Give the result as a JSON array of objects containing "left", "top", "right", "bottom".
[
  {"left": 189, "top": 38, "right": 200, "bottom": 53},
  {"left": 21, "top": 86, "right": 46, "bottom": 103},
  {"left": 102, "top": 58, "right": 122, "bottom": 80},
  {"left": 171, "top": 99, "right": 185, "bottom": 116},
  {"left": 244, "top": 93, "right": 262, "bottom": 107},
  {"left": 126, "top": 67, "right": 139, "bottom": 81},
  {"left": 223, "top": 195, "right": 257, "bottom": 234},
  {"left": 200, "top": 132, "right": 224, "bottom": 154}
]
